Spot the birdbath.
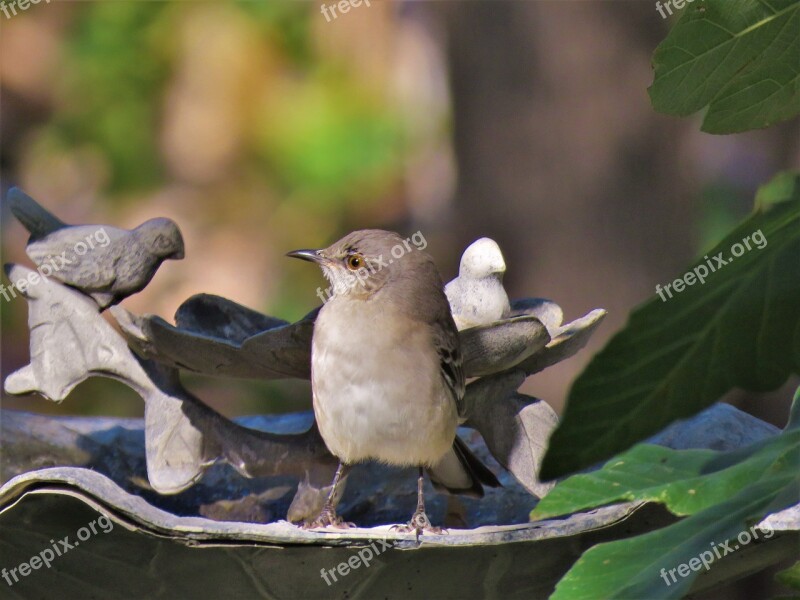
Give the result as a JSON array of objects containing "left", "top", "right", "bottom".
[{"left": 0, "top": 190, "right": 782, "bottom": 598}]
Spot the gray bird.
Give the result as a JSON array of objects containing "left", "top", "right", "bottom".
[
  {"left": 288, "top": 230, "right": 500, "bottom": 534},
  {"left": 7, "top": 187, "right": 184, "bottom": 309},
  {"left": 445, "top": 237, "right": 511, "bottom": 330}
]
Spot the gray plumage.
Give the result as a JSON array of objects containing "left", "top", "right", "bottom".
[
  {"left": 7, "top": 187, "right": 184, "bottom": 309},
  {"left": 288, "top": 229, "right": 500, "bottom": 530},
  {"left": 445, "top": 237, "right": 511, "bottom": 330}
]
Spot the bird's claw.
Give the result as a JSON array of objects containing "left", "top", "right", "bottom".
[
  {"left": 411, "top": 510, "right": 435, "bottom": 530},
  {"left": 391, "top": 510, "right": 444, "bottom": 538},
  {"left": 303, "top": 507, "right": 355, "bottom": 530}
]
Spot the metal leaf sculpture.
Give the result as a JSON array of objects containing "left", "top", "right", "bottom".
[
  {"left": 3, "top": 190, "right": 608, "bottom": 523},
  {"left": 3, "top": 192, "right": 794, "bottom": 599}
]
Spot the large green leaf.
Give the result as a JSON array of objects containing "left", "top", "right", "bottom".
[
  {"left": 532, "top": 431, "right": 800, "bottom": 521},
  {"left": 541, "top": 172, "right": 800, "bottom": 480},
  {"left": 543, "top": 391, "right": 800, "bottom": 598},
  {"left": 550, "top": 472, "right": 800, "bottom": 600},
  {"left": 649, "top": 0, "right": 800, "bottom": 133},
  {"left": 534, "top": 389, "right": 800, "bottom": 521}
]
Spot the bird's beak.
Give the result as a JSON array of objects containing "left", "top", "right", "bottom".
[{"left": 286, "top": 249, "right": 325, "bottom": 264}]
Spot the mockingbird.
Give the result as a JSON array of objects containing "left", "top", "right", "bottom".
[{"left": 288, "top": 229, "right": 500, "bottom": 534}]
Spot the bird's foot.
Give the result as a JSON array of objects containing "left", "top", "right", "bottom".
[
  {"left": 391, "top": 510, "right": 444, "bottom": 538},
  {"left": 303, "top": 507, "right": 355, "bottom": 530}
]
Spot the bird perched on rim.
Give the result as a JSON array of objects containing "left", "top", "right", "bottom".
[
  {"left": 7, "top": 187, "right": 184, "bottom": 310},
  {"left": 445, "top": 237, "right": 510, "bottom": 330},
  {"left": 288, "top": 230, "right": 500, "bottom": 534}
]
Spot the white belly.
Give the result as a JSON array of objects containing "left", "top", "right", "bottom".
[{"left": 311, "top": 298, "right": 457, "bottom": 466}]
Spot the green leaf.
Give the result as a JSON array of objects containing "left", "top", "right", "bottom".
[
  {"left": 550, "top": 473, "right": 799, "bottom": 600},
  {"left": 534, "top": 390, "right": 800, "bottom": 520},
  {"left": 532, "top": 445, "right": 714, "bottom": 519},
  {"left": 532, "top": 430, "right": 800, "bottom": 521},
  {"left": 649, "top": 0, "right": 800, "bottom": 133},
  {"left": 776, "top": 560, "right": 800, "bottom": 591},
  {"left": 544, "top": 391, "right": 800, "bottom": 598},
  {"left": 541, "top": 172, "right": 800, "bottom": 480}
]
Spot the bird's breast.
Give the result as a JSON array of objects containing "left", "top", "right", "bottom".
[{"left": 310, "top": 299, "right": 457, "bottom": 466}]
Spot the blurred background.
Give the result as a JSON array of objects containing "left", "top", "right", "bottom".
[
  {"left": 2, "top": 2, "right": 799, "bottom": 423},
  {"left": 2, "top": 3, "right": 799, "bottom": 597}
]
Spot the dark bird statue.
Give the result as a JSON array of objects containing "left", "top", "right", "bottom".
[{"left": 7, "top": 187, "right": 185, "bottom": 309}]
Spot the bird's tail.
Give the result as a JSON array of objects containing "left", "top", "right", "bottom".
[
  {"left": 427, "top": 435, "right": 502, "bottom": 498},
  {"left": 7, "top": 187, "right": 67, "bottom": 241}
]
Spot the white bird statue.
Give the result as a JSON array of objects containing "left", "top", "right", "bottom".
[{"left": 445, "top": 237, "right": 511, "bottom": 330}]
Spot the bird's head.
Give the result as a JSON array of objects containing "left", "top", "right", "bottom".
[
  {"left": 458, "top": 237, "right": 506, "bottom": 279},
  {"left": 137, "top": 218, "right": 185, "bottom": 260},
  {"left": 288, "top": 229, "right": 430, "bottom": 301}
]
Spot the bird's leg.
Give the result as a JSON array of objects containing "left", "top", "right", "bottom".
[
  {"left": 305, "top": 462, "right": 354, "bottom": 529},
  {"left": 393, "top": 467, "right": 443, "bottom": 539},
  {"left": 410, "top": 467, "right": 432, "bottom": 530}
]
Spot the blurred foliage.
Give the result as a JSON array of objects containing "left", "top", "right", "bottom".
[
  {"left": 42, "top": 0, "right": 405, "bottom": 205},
  {"left": 256, "top": 77, "right": 404, "bottom": 209},
  {"left": 53, "top": 1, "right": 175, "bottom": 191},
  {"left": 238, "top": 0, "right": 313, "bottom": 64},
  {"left": 3, "top": 0, "right": 412, "bottom": 416}
]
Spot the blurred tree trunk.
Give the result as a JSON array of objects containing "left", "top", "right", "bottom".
[
  {"left": 438, "top": 4, "right": 798, "bottom": 599},
  {"left": 441, "top": 2, "right": 695, "bottom": 407},
  {"left": 440, "top": 1, "right": 797, "bottom": 418}
]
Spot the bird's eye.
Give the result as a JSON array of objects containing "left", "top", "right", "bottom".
[{"left": 346, "top": 254, "right": 364, "bottom": 270}]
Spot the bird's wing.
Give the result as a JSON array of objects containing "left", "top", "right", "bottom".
[
  {"left": 428, "top": 435, "right": 502, "bottom": 497},
  {"left": 26, "top": 229, "right": 124, "bottom": 290},
  {"left": 434, "top": 318, "right": 466, "bottom": 417}
]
